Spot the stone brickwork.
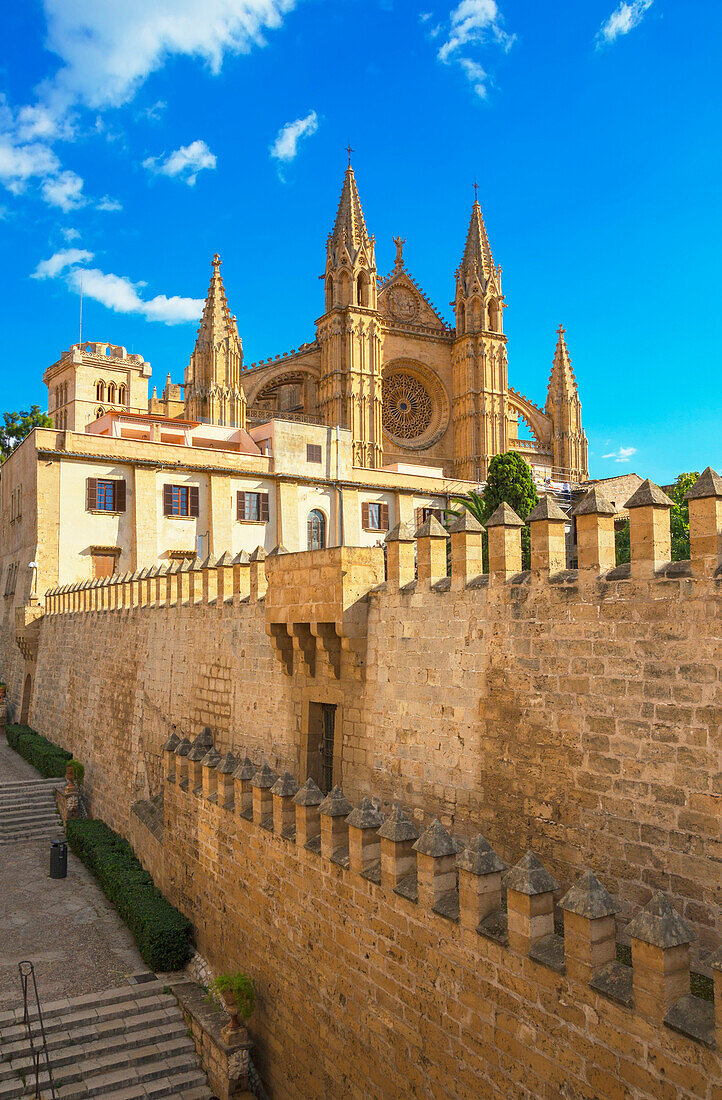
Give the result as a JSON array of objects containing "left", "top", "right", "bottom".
[{"left": 143, "top": 738, "right": 721, "bottom": 1099}]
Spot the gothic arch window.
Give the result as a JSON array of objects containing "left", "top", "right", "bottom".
[
  {"left": 357, "top": 271, "right": 369, "bottom": 308},
  {"left": 326, "top": 276, "right": 334, "bottom": 311},
  {"left": 118, "top": 383, "right": 127, "bottom": 405},
  {"left": 63, "top": 382, "right": 68, "bottom": 405},
  {"left": 470, "top": 297, "right": 482, "bottom": 330},
  {"left": 337, "top": 270, "right": 351, "bottom": 308},
  {"left": 307, "top": 509, "right": 326, "bottom": 551},
  {"left": 95, "top": 406, "right": 105, "bottom": 419},
  {"left": 487, "top": 298, "right": 499, "bottom": 332},
  {"left": 457, "top": 302, "right": 465, "bottom": 335},
  {"left": 107, "top": 381, "right": 116, "bottom": 403},
  {"left": 96, "top": 380, "right": 105, "bottom": 401}
]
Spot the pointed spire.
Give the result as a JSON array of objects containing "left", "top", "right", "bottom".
[
  {"left": 329, "top": 165, "right": 371, "bottom": 258},
  {"left": 458, "top": 198, "right": 495, "bottom": 285},
  {"left": 546, "top": 324, "right": 579, "bottom": 407},
  {"left": 196, "top": 254, "right": 241, "bottom": 351}
]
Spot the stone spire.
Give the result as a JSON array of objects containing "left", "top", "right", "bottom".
[
  {"left": 458, "top": 198, "right": 496, "bottom": 287},
  {"left": 328, "top": 164, "right": 372, "bottom": 264},
  {"left": 545, "top": 325, "right": 588, "bottom": 482},
  {"left": 184, "top": 254, "right": 246, "bottom": 428}
]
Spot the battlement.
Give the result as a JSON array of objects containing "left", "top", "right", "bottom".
[{"left": 153, "top": 727, "right": 722, "bottom": 1094}]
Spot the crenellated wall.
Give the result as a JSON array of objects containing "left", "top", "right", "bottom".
[
  {"left": 142, "top": 736, "right": 722, "bottom": 1099},
  {"left": 4, "top": 475, "right": 722, "bottom": 971}
]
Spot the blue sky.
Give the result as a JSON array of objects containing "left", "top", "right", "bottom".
[{"left": 1, "top": 0, "right": 719, "bottom": 482}]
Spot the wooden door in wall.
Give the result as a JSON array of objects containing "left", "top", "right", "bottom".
[{"left": 307, "top": 702, "right": 336, "bottom": 793}]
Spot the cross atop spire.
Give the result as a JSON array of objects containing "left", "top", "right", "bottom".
[
  {"left": 346, "top": 143, "right": 354, "bottom": 167},
  {"left": 212, "top": 252, "right": 221, "bottom": 268},
  {"left": 473, "top": 180, "right": 479, "bottom": 201}
]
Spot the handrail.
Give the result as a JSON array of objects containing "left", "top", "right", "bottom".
[{"left": 19, "top": 960, "right": 57, "bottom": 1100}]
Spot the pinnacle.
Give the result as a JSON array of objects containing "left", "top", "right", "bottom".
[
  {"left": 252, "top": 763, "right": 279, "bottom": 789},
  {"left": 559, "top": 869, "right": 618, "bottom": 918},
  {"left": 271, "top": 771, "right": 300, "bottom": 798},
  {"left": 293, "top": 777, "right": 325, "bottom": 806},
  {"left": 377, "top": 803, "right": 419, "bottom": 842},
  {"left": 527, "top": 496, "right": 567, "bottom": 523},
  {"left": 458, "top": 199, "right": 495, "bottom": 284},
  {"left": 503, "top": 850, "right": 559, "bottom": 895},
  {"left": 546, "top": 324, "right": 579, "bottom": 407},
  {"left": 196, "top": 254, "right": 241, "bottom": 350},
  {"left": 329, "top": 165, "right": 371, "bottom": 256},
  {"left": 485, "top": 502, "right": 525, "bottom": 528},
  {"left": 346, "top": 796, "right": 384, "bottom": 830},
  {"left": 414, "top": 515, "right": 447, "bottom": 539},
  {"left": 384, "top": 521, "right": 416, "bottom": 544},
  {"left": 318, "top": 785, "right": 353, "bottom": 817},
  {"left": 626, "top": 892, "right": 695, "bottom": 948},
  {"left": 624, "top": 479, "right": 674, "bottom": 510},
  {"left": 447, "top": 510, "right": 484, "bottom": 535},
  {"left": 233, "top": 757, "right": 256, "bottom": 782},
  {"left": 412, "top": 818, "right": 457, "bottom": 858},
  {"left": 572, "top": 487, "right": 616, "bottom": 517},
  {"left": 457, "top": 834, "right": 506, "bottom": 876},
  {"left": 685, "top": 466, "right": 722, "bottom": 500},
  {"left": 217, "top": 750, "right": 239, "bottom": 775}
]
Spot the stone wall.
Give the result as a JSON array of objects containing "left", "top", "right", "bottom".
[{"left": 143, "top": 751, "right": 721, "bottom": 1100}]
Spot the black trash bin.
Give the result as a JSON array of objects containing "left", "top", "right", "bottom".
[{"left": 50, "top": 839, "right": 67, "bottom": 879}]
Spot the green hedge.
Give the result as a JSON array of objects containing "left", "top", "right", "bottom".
[
  {"left": 6, "top": 724, "right": 72, "bottom": 777},
  {"left": 66, "top": 818, "right": 193, "bottom": 972}
]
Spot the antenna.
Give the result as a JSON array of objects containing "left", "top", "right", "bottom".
[{"left": 78, "top": 269, "right": 83, "bottom": 347}]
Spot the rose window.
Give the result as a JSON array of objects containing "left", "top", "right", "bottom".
[{"left": 382, "top": 373, "right": 433, "bottom": 440}]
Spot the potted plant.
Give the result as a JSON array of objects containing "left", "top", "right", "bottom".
[
  {"left": 208, "top": 972, "right": 255, "bottom": 1041},
  {"left": 0, "top": 683, "right": 6, "bottom": 700},
  {"left": 65, "top": 759, "right": 84, "bottom": 790}
]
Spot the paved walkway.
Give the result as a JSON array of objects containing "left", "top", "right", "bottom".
[{"left": 0, "top": 735, "right": 144, "bottom": 1011}]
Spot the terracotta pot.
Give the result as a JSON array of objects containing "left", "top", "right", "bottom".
[
  {"left": 0, "top": 685, "right": 6, "bottom": 700},
  {"left": 65, "top": 764, "right": 78, "bottom": 789},
  {"left": 219, "top": 989, "right": 242, "bottom": 1034}
]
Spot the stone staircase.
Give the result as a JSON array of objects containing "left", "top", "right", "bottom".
[
  {"left": 0, "top": 778, "right": 63, "bottom": 844},
  {"left": 0, "top": 977, "right": 213, "bottom": 1099}
]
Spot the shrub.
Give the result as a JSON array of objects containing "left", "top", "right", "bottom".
[
  {"left": 6, "top": 724, "right": 72, "bottom": 777},
  {"left": 65, "top": 818, "right": 193, "bottom": 972},
  {"left": 67, "top": 759, "right": 85, "bottom": 786},
  {"left": 208, "top": 972, "right": 255, "bottom": 1020}
]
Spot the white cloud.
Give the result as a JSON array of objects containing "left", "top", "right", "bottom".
[
  {"left": 143, "top": 139, "right": 217, "bottom": 185},
  {"left": 269, "top": 111, "right": 318, "bottom": 166},
  {"left": 41, "top": 169, "right": 85, "bottom": 211},
  {"left": 596, "top": 0, "right": 653, "bottom": 46},
  {"left": 33, "top": 246, "right": 203, "bottom": 324},
  {"left": 39, "top": 0, "right": 297, "bottom": 114},
  {"left": 62, "top": 227, "right": 80, "bottom": 241},
  {"left": 437, "top": 0, "right": 514, "bottom": 98},
  {"left": 457, "top": 58, "right": 488, "bottom": 99},
  {"left": 420, "top": 11, "right": 433, "bottom": 20},
  {"left": 602, "top": 446, "right": 637, "bottom": 463},
  {"left": 438, "top": 0, "right": 514, "bottom": 64},
  {"left": 0, "top": 137, "right": 60, "bottom": 193},
  {"left": 32, "top": 247, "right": 94, "bottom": 279},
  {"left": 96, "top": 195, "right": 123, "bottom": 211}
]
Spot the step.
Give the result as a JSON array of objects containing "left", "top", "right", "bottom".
[
  {"left": 13, "top": 1034, "right": 198, "bottom": 1090},
  {"left": 1, "top": 1015, "right": 189, "bottom": 1076},
  {"left": 0, "top": 832, "right": 64, "bottom": 846},
  {"left": 0, "top": 978, "right": 169, "bottom": 1031},
  {"left": 0, "top": 815, "right": 62, "bottom": 830},
  {"left": 33, "top": 1052, "right": 206, "bottom": 1099},
  {"left": 1, "top": 1004, "right": 188, "bottom": 1062}
]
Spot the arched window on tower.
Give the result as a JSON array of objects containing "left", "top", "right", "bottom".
[
  {"left": 487, "top": 299, "right": 498, "bottom": 332},
  {"left": 357, "top": 271, "right": 369, "bottom": 308},
  {"left": 95, "top": 406, "right": 104, "bottom": 419},
  {"left": 118, "top": 383, "right": 127, "bottom": 405},
  {"left": 326, "top": 276, "right": 334, "bottom": 311},
  {"left": 307, "top": 509, "right": 326, "bottom": 551},
  {"left": 107, "top": 381, "right": 116, "bottom": 404},
  {"left": 470, "top": 297, "right": 482, "bottom": 330},
  {"left": 337, "top": 270, "right": 351, "bottom": 308},
  {"left": 63, "top": 382, "right": 68, "bottom": 405},
  {"left": 96, "top": 380, "right": 105, "bottom": 402},
  {"left": 457, "top": 301, "right": 466, "bottom": 336}
]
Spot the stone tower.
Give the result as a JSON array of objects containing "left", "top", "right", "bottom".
[
  {"left": 316, "top": 162, "right": 383, "bottom": 468},
  {"left": 43, "top": 342, "right": 151, "bottom": 432},
  {"left": 452, "top": 198, "right": 508, "bottom": 481},
  {"left": 184, "top": 254, "right": 246, "bottom": 427},
  {"left": 545, "top": 325, "right": 588, "bottom": 482}
]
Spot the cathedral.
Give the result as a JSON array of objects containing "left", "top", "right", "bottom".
[
  {"left": 45, "top": 162, "right": 588, "bottom": 487},
  {"left": 151, "top": 161, "right": 588, "bottom": 484}
]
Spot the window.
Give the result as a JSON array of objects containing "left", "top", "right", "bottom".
[
  {"left": 15, "top": 485, "right": 21, "bottom": 521},
  {"left": 118, "top": 383, "right": 127, "bottom": 405},
  {"left": 96, "top": 380, "right": 105, "bottom": 401},
  {"left": 95, "top": 407, "right": 104, "bottom": 419},
  {"left": 306, "top": 444, "right": 322, "bottom": 464},
  {"left": 415, "top": 506, "right": 445, "bottom": 527},
  {"left": 237, "top": 491, "right": 269, "bottom": 523},
  {"left": 163, "top": 483, "right": 199, "bottom": 518},
  {"left": 86, "top": 477, "right": 126, "bottom": 513},
  {"left": 4, "top": 562, "right": 18, "bottom": 597},
  {"left": 362, "top": 501, "right": 389, "bottom": 531},
  {"left": 91, "top": 550, "right": 119, "bottom": 578},
  {"left": 107, "top": 382, "right": 116, "bottom": 404},
  {"left": 307, "top": 509, "right": 326, "bottom": 551},
  {"left": 306, "top": 702, "right": 337, "bottom": 794}
]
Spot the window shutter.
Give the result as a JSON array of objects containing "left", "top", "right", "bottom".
[
  {"left": 86, "top": 477, "right": 98, "bottom": 511},
  {"left": 237, "top": 491, "right": 244, "bottom": 521},
  {"left": 163, "top": 484, "right": 173, "bottom": 516},
  {"left": 415, "top": 507, "right": 422, "bottom": 528},
  {"left": 361, "top": 502, "right": 370, "bottom": 530},
  {"left": 189, "top": 486, "right": 200, "bottom": 517},
  {"left": 380, "top": 503, "right": 389, "bottom": 530},
  {"left": 114, "top": 480, "right": 126, "bottom": 513},
  {"left": 260, "top": 494, "right": 269, "bottom": 522}
]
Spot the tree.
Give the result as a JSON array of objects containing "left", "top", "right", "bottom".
[
  {"left": 450, "top": 452, "right": 539, "bottom": 570},
  {"left": 0, "top": 406, "right": 53, "bottom": 463}
]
